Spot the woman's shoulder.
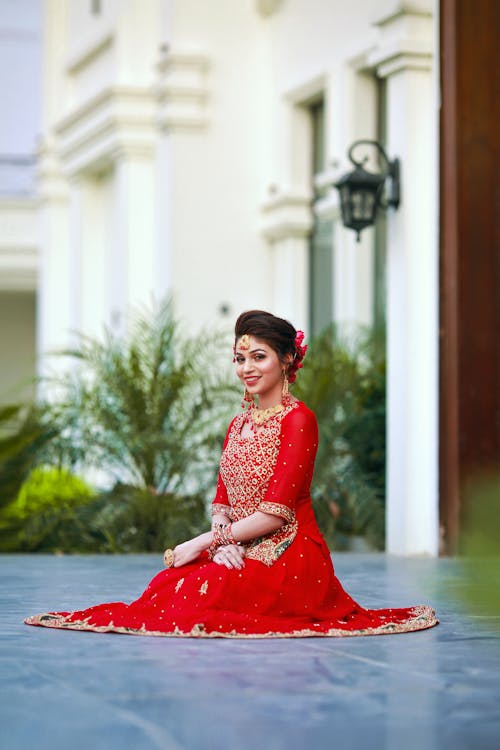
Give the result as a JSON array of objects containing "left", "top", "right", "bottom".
[
  {"left": 222, "top": 413, "right": 242, "bottom": 443},
  {"left": 283, "top": 399, "right": 318, "bottom": 430}
]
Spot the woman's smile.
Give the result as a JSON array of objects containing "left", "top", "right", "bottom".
[
  {"left": 235, "top": 335, "right": 285, "bottom": 409},
  {"left": 244, "top": 376, "right": 260, "bottom": 386}
]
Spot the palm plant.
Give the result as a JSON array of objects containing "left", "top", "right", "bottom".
[
  {"left": 41, "top": 300, "right": 239, "bottom": 497},
  {"left": 0, "top": 301, "right": 239, "bottom": 553},
  {"left": 0, "top": 404, "right": 57, "bottom": 509}
]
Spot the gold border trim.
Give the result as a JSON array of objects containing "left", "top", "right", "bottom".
[
  {"left": 25, "top": 606, "right": 438, "bottom": 638},
  {"left": 211, "top": 503, "right": 233, "bottom": 518},
  {"left": 258, "top": 501, "right": 295, "bottom": 524}
]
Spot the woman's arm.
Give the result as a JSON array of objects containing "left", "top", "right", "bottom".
[
  {"left": 171, "top": 530, "right": 213, "bottom": 567},
  {"left": 231, "top": 510, "right": 285, "bottom": 541},
  {"left": 171, "top": 407, "right": 318, "bottom": 568},
  {"left": 172, "top": 510, "right": 283, "bottom": 568}
]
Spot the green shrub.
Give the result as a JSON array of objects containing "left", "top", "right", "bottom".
[
  {"left": 0, "top": 466, "right": 95, "bottom": 552},
  {"left": 73, "top": 484, "right": 206, "bottom": 553}
]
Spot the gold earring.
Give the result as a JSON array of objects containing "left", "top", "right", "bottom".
[
  {"left": 241, "top": 387, "right": 254, "bottom": 409},
  {"left": 281, "top": 371, "right": 289, "bottom": 398}
]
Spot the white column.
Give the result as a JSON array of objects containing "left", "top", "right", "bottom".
[
  {"left": 36, "top": 142, "right": 71, "bottom": 379},
  {"left": 155, "top": 134, "right": 174, "bottom": 299},
  {"left": 67, "top": 177, "right": 83, "bottom": 340},
  {"left": 369, "top": 6, "right": 439, "bottom": 555},
  {"left": 112, "top": 148, "right": 158, "bottom": 323},
  {"left": 80, "top": 174, "right": 111, "bottom": 340}
]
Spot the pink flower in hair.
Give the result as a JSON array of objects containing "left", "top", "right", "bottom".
[{"left": 288, "top": 330, "right": 308, "bottom": 383}]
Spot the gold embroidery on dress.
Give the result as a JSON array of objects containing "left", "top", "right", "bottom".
[
  {"left": 175, "top": 578, "right": 184, "bottom": 593},
  {"left": 24, "top": 605, "right": 438, "bottom": 637},
  {"left": 245, "top": 521, "right": 298, "bottom": 566},
  {"left": 211, "top": 503, "right": 233, "bottom": 518},
  {"left": 198, "top": 580, "right": 209, "bottom": 595},
  {"left": 218, "top": 398, "right": 299, "bottom": 566},
  {"left": 258, "top": 501, "right": 295, "bottom": 524}
]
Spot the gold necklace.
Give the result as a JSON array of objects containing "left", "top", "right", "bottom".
[{"left": 248, "top": 402, "right": 284, "bottom": 425}]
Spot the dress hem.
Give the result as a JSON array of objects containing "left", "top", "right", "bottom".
[{"left": 24, "top": 605, "right": 438, "bottom": 639}]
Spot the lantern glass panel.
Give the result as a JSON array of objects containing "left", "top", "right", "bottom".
[{"left": 340, "top": 186, "right": 352, "bottom": 223}]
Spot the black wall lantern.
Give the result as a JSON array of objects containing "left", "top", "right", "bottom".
[{"left": 334, "top": 140, "right": 400, "bottom": 241}]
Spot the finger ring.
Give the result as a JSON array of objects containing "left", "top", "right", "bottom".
[{"left": 163, "top": 548, "right": 174, "bottom": 568}]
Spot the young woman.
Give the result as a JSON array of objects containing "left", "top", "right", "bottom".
[{"left": 25, "top": 310, "right": 437, "bottom": 638}]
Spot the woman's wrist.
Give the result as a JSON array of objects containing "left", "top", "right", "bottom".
[{"left": 191, "top": 531, "right": 213, "bottom": 553}]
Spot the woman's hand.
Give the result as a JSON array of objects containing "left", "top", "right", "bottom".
[
  {"left": 213, "top": 544, "right": 246, "bottom": 570},
  {"left": 171, "top": 538, "right": 204, "bottom": 568},
  {"left": 163, "top": 531, "right": 213, "bottom": 568}
]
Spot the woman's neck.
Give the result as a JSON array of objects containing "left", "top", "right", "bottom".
[{"left": 257, "top": 388, "right": 284, "bottom": 411}]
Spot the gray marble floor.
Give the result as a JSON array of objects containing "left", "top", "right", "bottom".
[{"left": 1, "top": 553, "right": 499, "bottom": 750}]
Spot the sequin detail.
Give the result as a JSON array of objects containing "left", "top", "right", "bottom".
[{"left": 219, "top": 398, "right": 298, "bottom": 566}]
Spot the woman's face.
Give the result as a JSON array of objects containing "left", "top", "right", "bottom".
[{"left": 234, "top": 335, "right": 284, "bottom": 405}]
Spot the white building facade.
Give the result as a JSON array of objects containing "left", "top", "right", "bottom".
[{"left": 3, "top": 0, "right": 440, "bottom": 555}]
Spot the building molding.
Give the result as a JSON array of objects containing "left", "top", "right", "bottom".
[
  {"left": 53, "top": 86, "right": 157, "bottom": 175},
  {"left": 260, "top": 191, "right": 313, "bottom": 242},
  {"left": 374, "top": 3, "right": 433, "bottom": 26},
  {"left": 368, "top": 44, "right": 433, "bottom": 77},
  {"left": 368, "top": 6, "right": 433, "bottom": 78},
  {"left": 283, "top": 73, "right": 328, "bottom": 106},
  {"left": 155, "top": 50, "right": 211, "bottom": 133}
]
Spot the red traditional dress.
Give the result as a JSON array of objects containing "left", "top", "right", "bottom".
[{"left": 25, "top": 399, "right": 438, "bottom": 637}]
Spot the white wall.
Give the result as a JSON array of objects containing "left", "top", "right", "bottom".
[{"left": 168, "top": 0, "right": 273, "bottom": 330}]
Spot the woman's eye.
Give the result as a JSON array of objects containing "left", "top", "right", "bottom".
[{"left": 254, "top": 354, "right": 265, "bottom": 361}]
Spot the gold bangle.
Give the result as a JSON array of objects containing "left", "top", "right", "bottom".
[
  {"left": 224, "top": 523, "right": 236, "bottom": 545},
  {"left": 163, "top": 548, "right": 174, "bottom": 568}
]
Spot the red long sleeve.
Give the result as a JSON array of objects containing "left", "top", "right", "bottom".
[{"left": 257, "top": 404, "right": 318, "bottom": 522}]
